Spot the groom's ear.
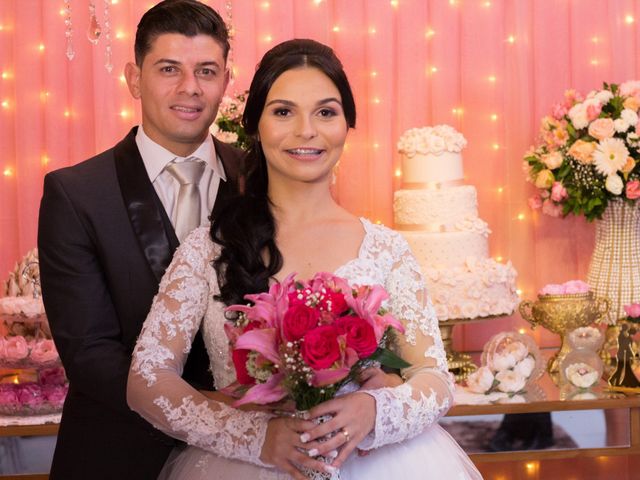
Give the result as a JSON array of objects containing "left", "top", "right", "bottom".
[{"left": 125, "top": 62, "right": 142, "bottom": 99}]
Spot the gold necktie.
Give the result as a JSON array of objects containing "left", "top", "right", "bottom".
[{"left": 164, "top": 159, "right": 206, "bottom": 242}]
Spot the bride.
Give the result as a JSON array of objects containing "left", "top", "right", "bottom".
[{"left": 127, "top": 38, "right": 482, "bottom": 480}]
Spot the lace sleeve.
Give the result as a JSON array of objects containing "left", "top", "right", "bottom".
[
  {"left": 359, "top": 233, "right": 453, "bottom": 450},
  {"left": 127, "top": 228, "right": 272, "bottom": 467}
]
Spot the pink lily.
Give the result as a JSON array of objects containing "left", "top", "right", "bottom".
[
  {"left": 233, "top": 372, "right": 287, "bottom": 406},
  {"left": 235, "top": 328, "right": 280, "bottom": 365}
]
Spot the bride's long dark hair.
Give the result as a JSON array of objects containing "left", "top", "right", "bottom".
[{"left": 211, "top": 39, "right": 356, "bottom": 306}]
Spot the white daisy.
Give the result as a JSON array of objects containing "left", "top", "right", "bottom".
[{"left": 593, "top": 137, "right": 629, "bottom": 176}]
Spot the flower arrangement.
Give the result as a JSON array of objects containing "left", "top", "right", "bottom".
[
  {"left": 538, "top": 280, "right": 591, "bottom": 296},
  {"left": 0, "top": 367, "right": 68, "bottom": 415},
  {"left": 624, "top": 303, "right": 640, "bottom": 323},
  {"left": 223, "top": 272, "right": 409, "bottom": 411},
  {"left": 397, "top": 125, "right": 467, "bottom": 156},
  {"left": 210, "top": 90, "right": 250, "bottom": 150},
  {"left": 524, "top": 81, "right": 640, "bottom": 221},
  {"left": 564, "top": 362, "right": 600, "bottom": 389},
  {"left": 466, "top": 331, "right": 543, "bottom": 397}
]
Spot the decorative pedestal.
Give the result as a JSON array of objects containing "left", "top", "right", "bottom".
[{"left": 439, "top": 315, "right": 508, "bottom": 382}]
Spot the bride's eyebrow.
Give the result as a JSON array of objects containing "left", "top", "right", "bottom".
[{"left": 264, "top": 98, "right": 343, "bottom": 107}]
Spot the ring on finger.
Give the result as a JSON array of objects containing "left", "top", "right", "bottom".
[{"left": 341, "top": 427, "right": 350, "bottom": 443}]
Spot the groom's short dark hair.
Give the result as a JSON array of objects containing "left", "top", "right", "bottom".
[{"left": 134, "top": 0, "right": 230, "bottom": 66}]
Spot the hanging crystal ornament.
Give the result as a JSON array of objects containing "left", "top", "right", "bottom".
[
  {"left": 103, "top": 0, "right": 113, "bottom": 72},
  {"left": 64, "top": 1, "right": 75, "bottom": 60},
  {"left": 86, "top": 1, "right": 102, "bottom": 45},
  {"left": 224, "top": 0, "right": 235, "bottom": 84}
]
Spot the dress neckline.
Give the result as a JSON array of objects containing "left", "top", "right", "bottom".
[{"left": 271, "top": 216, "right": 373, "bottom": 284}]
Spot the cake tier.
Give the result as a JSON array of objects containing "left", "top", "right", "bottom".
[
  {"left": 402, "top": 230, "right": 488, "bottom": 268},
  {"left": 421, "top": 257, "right": 519, "bottom": 321},
  {"left": 401, "top": 151, "right": 463, "bottom": 185},
  {"left": 394, "top": 185, "right": 478, "bottom": 228}
]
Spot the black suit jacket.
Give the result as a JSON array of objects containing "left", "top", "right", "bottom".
[{"left": 38, "top": 127, "right": 243, "bottom": 480}]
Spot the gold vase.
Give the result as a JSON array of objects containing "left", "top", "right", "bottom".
[
  {"left": 587, "top": 200, "right": 640, "bottom": 324},
  {"left": 519, "top": 292, "right": 610, "bottom": 379}
]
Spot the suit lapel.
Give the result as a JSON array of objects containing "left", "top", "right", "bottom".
[{"left": 114, "top": 127, "right": 176, "bottom": 282}]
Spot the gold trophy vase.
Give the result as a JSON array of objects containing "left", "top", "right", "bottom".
[{"left": 519, "top": 292, "right": 610, "bottom": 380}]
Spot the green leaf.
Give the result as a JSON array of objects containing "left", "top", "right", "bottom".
[{"left": 371, "top": 348, "right": 412, "bottom": 369}]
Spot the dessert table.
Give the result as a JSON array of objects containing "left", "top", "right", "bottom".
[
  {"left": 446, "top": 372, "right": 640, "bottom": 463},
  {"left": 0, "top": 373, "right": 639, "bottom": 478}
]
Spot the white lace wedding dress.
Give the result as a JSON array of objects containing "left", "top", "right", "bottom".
[{"left": 128, "top": 218, "right": 482, "bottom": 480}]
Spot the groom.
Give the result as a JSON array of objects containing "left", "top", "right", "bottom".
[{"left": 37, "top": 1, "right": 243, "bottom": 479}]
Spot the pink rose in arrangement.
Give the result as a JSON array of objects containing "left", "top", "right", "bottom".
[
  {"left": 301, "top": 325, "right": 342, "bottom": 370},
  {"left": 465, "top": 366, "right": 495, "bottom": 394},
  {"left": 29, "top": 339, "right": 59, "bottom": 364},
  {"left": 588, "top": 118, "right": 616, "bottom": 140},
  {"left": 626, "top": 180, "right": 640, "bottom": 200},
  {"left": 528, "top": 194, "right": 543, "bottom": 210},
  {"left": 539, "top": 280, "right": 590, "bottom": 296},
  {"left": 282, "top": 304, "right": 320, "bottom": 342},
  {"left": 586, "top": 102, "right": 602, "bottom": 121},
  {"left": 16, "top": 383, "right": 45, "bottom": 407},
  {"left": 223, "top": 272, "right": 409, "bottom": 410},
  {"left": 41, "top": 384, "right": 68, "bottom": 408},
  {"left": 551, "top": 102, "right": 568, "bottom": 120},
  {"left": 541, "top": 199, "right": 563, "bottom": 217},
  {"left": 1, "top": 336, "right": 29, "bottom": 360},
  {"left": 335, "top": 316, "right": 378, "bottom": 358},
  {"left": 39, "top": 367, "right": 67, "bottom": 386},
  {"left": 625, "top": 303, "right": 640, "bottom": 319},
  {"left": 0, "top": 384, "right": 20, "bottom": 409},
  {"left": 550, "top": 182, "right": 568, "bottom": 202}
]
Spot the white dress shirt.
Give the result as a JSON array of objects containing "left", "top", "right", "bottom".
[{"left": 135, "top": 126, "right": 227, "bottom": 232}]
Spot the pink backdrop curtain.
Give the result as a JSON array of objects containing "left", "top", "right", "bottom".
[{"left": 1, "top": 0, "right": 639, "bottom": 350}]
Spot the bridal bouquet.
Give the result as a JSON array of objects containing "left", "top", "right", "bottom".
[
  {"left": 210, "top": 90, "right": 250, "bottom": 150},
  {"left": 223, "top": 272, "right": 410, "bottom": 411},
  {"left": 524, "top": 81, "right": 640, "bottom": 220}
]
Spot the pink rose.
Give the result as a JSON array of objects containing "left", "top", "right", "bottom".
[
  {"left": 319, "top": 290, "right": 349, "bottom": 316},
  {"left": 626, "top": 180, "right": 640, "bottom": 200},
  {"left": 282, "top": 304, "right": 320, "bottom": 342},
  {"left": 301, "top": 325, "right": 341, "bottom": 370},
  {"left": 563, "top": 280, "right": 591, "bottom": 294},
  {"left": 586, "top": 102, "right": 602, "bottom": 121},
  {"left": 42, "top": 384, "right": 68, "bottom": 408},
  {"left": 551, "top": 102, "right": 568, "bottom": 120},
  {"left": 550, "top": 182, "right": 568, "bottom": 202},
  {"left": 334, "top": 316, "right": 378, "bottom": 358},
  {"left": 0, "top": 384, "right": 20, "bottom": 409},
  {"left": 542, "top": 199, "right": 563, "bottom": 217},
  {"left": 539, "top": 283, "right": 565, "bottom": 295},
  {"left": 625, "top": 303, "right": 640, "bottom": 319},
  {"left": 528, "top": 194, "right": 543, "bottom": 210},
  {"left": 588, "top": 118, "right": 615, "bottom": 140},
  {"left": 16, "top": 383, "right": 45, "bottom": 407},
  {"left": 29, "top": 339, "right": 59, "bottom": 364},
  {"left": 2, "top": 336, "right": 29, "bottom": 360},
  {"left": 39, "top": 367, "right": 67, "bottom": 386}
]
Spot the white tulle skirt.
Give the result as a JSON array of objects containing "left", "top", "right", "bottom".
[{"left": 158, "top": 424, "right": 482, "bottom": 480}]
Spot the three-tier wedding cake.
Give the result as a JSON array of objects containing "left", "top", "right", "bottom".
[{"left": 394, "top": 125, "right": 519, "bottom": 320}]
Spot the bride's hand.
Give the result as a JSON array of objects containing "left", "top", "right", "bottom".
[
  {"left": 261, "top": 416, "right": 335, "bottom": 480},
  {"left": 300, "top": 392, "right": 376, "bottom": 469}
]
